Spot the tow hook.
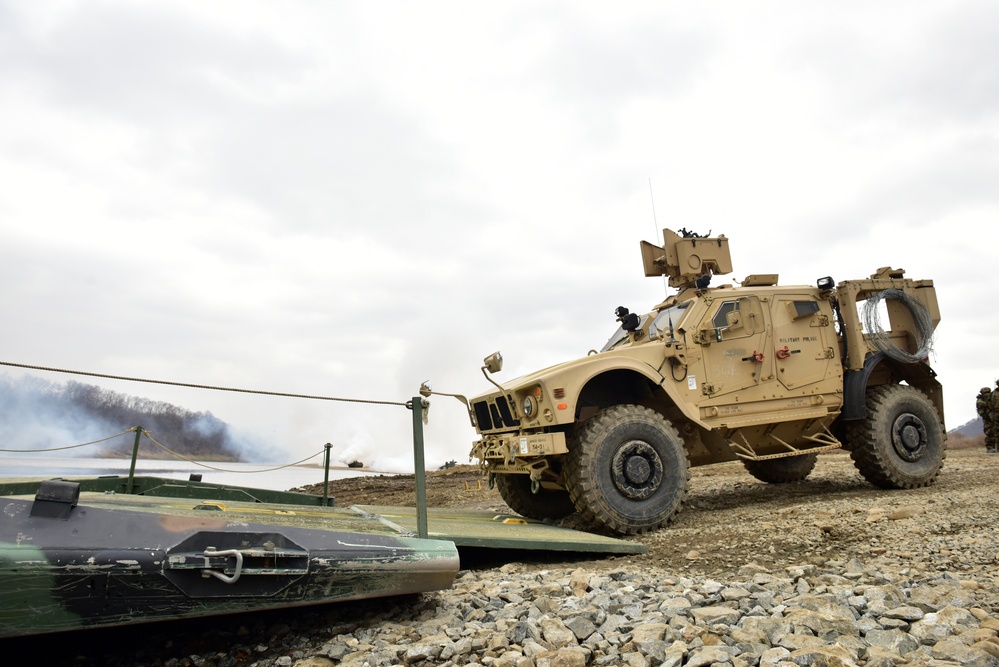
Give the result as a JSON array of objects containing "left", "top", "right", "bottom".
[{"left": 530, "top": 471, "right": 543, "bottom": 494}]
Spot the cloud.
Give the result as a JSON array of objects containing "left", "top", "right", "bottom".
[
  {"left": 0, "top": 0, "right": 995, "bottom": 471},
  {"left": 0, "top": 3, "right": 305, "bottom": 122},
  {"left": 790, "top": 1, "right": 999, "bottom": 125}
]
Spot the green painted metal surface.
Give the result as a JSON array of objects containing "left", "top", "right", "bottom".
[
  {"left": 0, "top": 475, "right": 644, "bottom": 637},
  {"left": 0, "top": 487, "right": 460, "bottom": 638},
  {"left": 0, "top": 477, "right": 645, "bottom": 554},
  {"left": 356, "top": 505, "right": 648, "bottom": 554}
]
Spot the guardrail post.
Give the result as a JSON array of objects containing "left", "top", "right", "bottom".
[
  {"left": 126, "top": 426, "right": 142, "bottom": 494},
  {"left": 409, "top": 397, "right": 429, "bottom": 539}
]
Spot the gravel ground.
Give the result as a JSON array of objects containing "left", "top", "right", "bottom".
[{"left": 14, "top": 445, "right": 999, "bottom": 667}]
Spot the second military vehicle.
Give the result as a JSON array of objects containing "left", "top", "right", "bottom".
[{"left": 467, "top": 228, "right": 944, "bottom": 534}]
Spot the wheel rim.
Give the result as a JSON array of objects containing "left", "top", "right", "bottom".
[
  {"left": 891, "top": 412, "right": 927, "bottom": 462},
  {"left": 610, "top": 440, "right": 664, "bottom": 500}
]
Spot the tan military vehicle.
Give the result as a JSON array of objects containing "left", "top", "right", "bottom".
[{"left": 467, "top": 228, "right": 944, "bottom": 534}]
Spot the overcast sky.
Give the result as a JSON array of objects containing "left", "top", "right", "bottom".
[{"left": 1, "top": 1, "right": 996, "bottom": 472}]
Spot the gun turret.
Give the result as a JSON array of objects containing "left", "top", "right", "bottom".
[{"left": 640, "top": 228, "right": 733, "bottom": 289}]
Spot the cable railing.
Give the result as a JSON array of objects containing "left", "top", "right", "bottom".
[
  {"left": 0, "top": 428, "right": 138, "bottom": 454},
  {"left": 1, "top": 427, "right": 336, "bottom": 505},
  {"left": 0, "top": 360, "right": 434, "bottom": 537}
]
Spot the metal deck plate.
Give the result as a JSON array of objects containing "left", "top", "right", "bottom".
[
  {"left": 0, "top": 478, "right": 646, "bottom": 555},
  {"left": 355, "top": 505, "right": 648, "bottom": 554}
]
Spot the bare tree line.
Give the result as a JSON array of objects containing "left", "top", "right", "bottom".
[{"left": 0, "top": 375, "right": 243, "bottom": 461}]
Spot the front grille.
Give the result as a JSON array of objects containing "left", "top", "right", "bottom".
[
  {"left": 472, "top": 395, "right": 520, "bottom": 432},
  {"left": 473, "top": 402, "right": 493, "bottom": 430}
]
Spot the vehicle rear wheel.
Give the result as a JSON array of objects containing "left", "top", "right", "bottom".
[
  {"left": 846, "top": 385, "right": 945, "bottom": 489},
  {"left": 565, "top": 405, "right": 690, "bottom": 535},
  {"left": 494, "top": 473, "right": 575, "bottom": 521},
  {"left": 742, "top": 453, "right": 818, "bottom": 484}
]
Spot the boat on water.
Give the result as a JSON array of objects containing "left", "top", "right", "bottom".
[{"left": 0, "top": 476, "right": 459, "bottom": 638}]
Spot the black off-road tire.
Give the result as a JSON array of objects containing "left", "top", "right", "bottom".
[
  {"left": 494, "top": 473, "right": 575, "bottom": 521},
  {"left": 742, "top": 453, "right": 818, "bottom": 484},
  {"left": 564, "top": 405, "right": 690, "bottom": 535},
  {"left": 846, "top": 385, "right": 945, "bottom": 489}
]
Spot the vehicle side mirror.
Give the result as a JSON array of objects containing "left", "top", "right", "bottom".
[
  {"left": 483, "top": 351, "right": 503, "bottom": 374},
  {"left": 725, "top": 310, "right": 743, "bottom": 330}
]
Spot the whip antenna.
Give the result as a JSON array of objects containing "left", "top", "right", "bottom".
[
  {"left": 647, "top": 179, "right": 677, "bottom": 345},
  {"left": 648, "top": 179, "right": 669, "bottom": 297},
  {"left": 648, "top": 177, "right": 660, "bottom": 243}
]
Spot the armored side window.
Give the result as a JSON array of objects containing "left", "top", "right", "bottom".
[
  {"left": 704, "top": 297, "right": 761, "bottom": 342},
  {"left": 789, "top": 300, "right": 820, "bottom": 320},
  {"left": 712, "top": 301, "right": 740, "bottom": 330}
]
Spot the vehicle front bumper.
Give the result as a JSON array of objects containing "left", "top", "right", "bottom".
[{"left": 470, "top": 431, "right": 568, "bottom": 464}]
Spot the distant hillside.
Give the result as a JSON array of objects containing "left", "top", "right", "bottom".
[
  {"left": 0, "top": 374, "right": 245, "bottom": 461},
  {"left": 949, "top": 417, "right": 984, "bottom": 438}
]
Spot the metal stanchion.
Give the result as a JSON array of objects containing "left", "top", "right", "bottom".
[
  {"left": 126, "top": 426, "right": 142, "bottom": 494},
  {"left": 409, "top": 397, "right": 429, "bottom": 539},
  {"left": 322, "top": 442, "right": 332, "bottom": 507}
]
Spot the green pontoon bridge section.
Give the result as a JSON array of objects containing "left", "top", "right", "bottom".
[
  {"left": 0, "top": 476, "right": 644, "bottom": 555},
  {"left": 357, "top": 505, "right": 648, "bottom": 554},
  {"left": 0, "top": 484, "right": 460, "bottom": 638}
]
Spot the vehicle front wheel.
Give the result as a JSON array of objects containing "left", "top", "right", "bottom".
[
  {"left": 565, "top": 405, "right": 690, "bottom": 535},
  {"left": 494, "top": 473, "right": 575, "bottom": 521},
  {"left": 846, "top": 385, "right": 945, "bottom": 489},
  {"left": 742, "top": 453, "right": 818, "bottom": 484}
]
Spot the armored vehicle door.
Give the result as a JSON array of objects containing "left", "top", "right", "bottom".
[
  {"left": 695, "top": 295, "right": 771, "bottom": 397},
  {"left": 768, "top": 295, "right": 837, "bottom": 391}
]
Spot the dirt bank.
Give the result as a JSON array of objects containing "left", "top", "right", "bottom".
[{"left": 298, "top": 445, "right": 999, "bottom": 578}]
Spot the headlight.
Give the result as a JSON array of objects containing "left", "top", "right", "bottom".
[{"left": 523, "top": 395, "right": 536, "bottom": 418}]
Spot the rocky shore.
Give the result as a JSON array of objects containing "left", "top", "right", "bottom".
[
  {"left": 28, "top": 447, "right": 999, "bottom": 667},
  {"left": 93, "top": 555, "right": 999, "bottom": 667},
  {"left": 285, "top": 559, "right": 999, "bottom": 667}
]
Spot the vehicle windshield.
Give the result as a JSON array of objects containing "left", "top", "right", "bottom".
[
  {"left": 598, "top": 301, "right": 691, "bottom": 352},
  {"left": 650, "top": 301, "right": 690, "bottom": 340},
  {"left": 600, "top": 315, "right": 649, "bottom": 352}
]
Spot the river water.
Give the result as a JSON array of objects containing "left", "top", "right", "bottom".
[{"left": 0, "top": 456, "right": 385, "bottom": 491}]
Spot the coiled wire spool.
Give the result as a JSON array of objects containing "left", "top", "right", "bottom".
[{"left": 861, "top": 288, "right": 935, "bottom": 363}]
